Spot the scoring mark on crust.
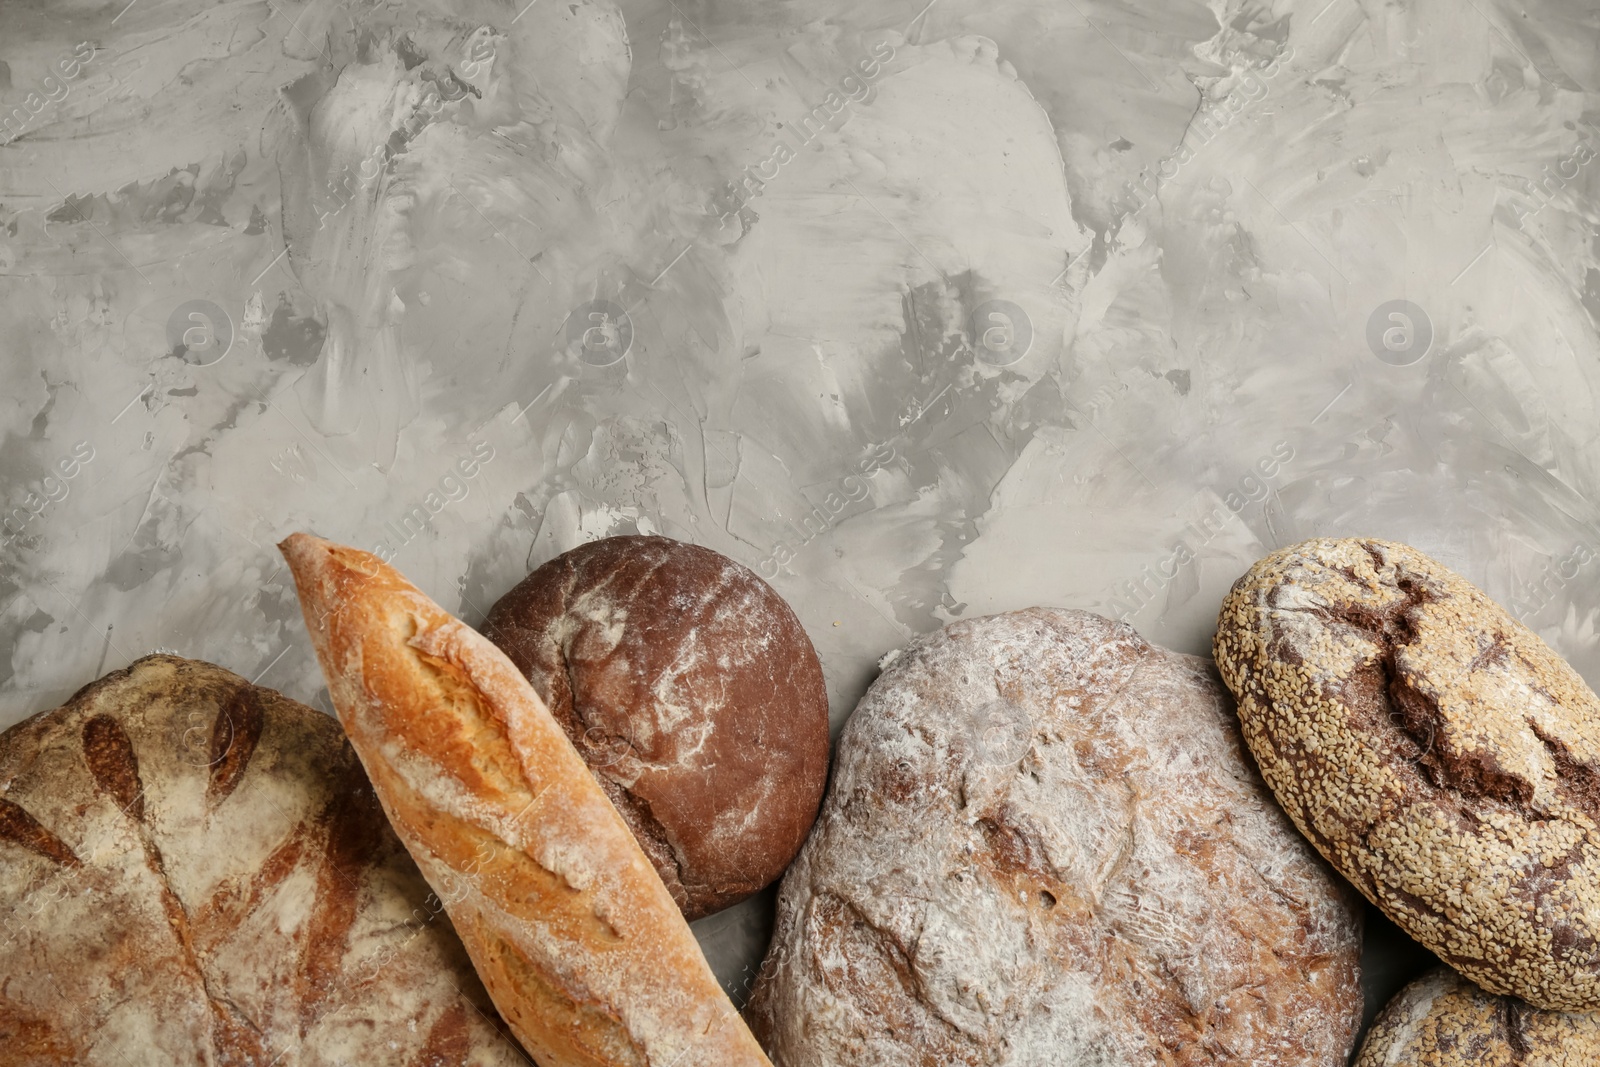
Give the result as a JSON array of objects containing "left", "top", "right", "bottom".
[
  {"left": 411, "top": 1002, "right": 471, "bottom": 1067},
  {"left": 296, "top": 757, "right": 384, "bottom": 1032},
  {"left": 82, "top": 715, "right": 146, "bottom": 821},
  {"left": 0, "top": 798, "right": 81, "bottom": 867},
  {"left": 207, "top": 686, "right": 264, "bottom": 808}
]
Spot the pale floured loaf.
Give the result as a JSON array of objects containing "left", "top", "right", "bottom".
[
  {"left": 279, "top": 532, "right": 772, "bottom": 1067},
  {"left": 748, "top": 607, "right": 1363, "bottom": 1066},
  {"left": 1215, "top": 537, "right": 1600, "bottom": 1011},
  {"left": 0, "top": 654, "right": 524, "bottom": 1066}
]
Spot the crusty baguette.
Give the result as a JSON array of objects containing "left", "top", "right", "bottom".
[{"left": 279, "top": 533, "right": 773, "bottom": 1067}]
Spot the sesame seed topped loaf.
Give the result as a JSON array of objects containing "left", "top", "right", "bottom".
[
  {"left": 0, "top": 654, "right": 525, "bottom": 1067},
  {"left": 1215, "top": 538, "right": 1600, "bottom": 1011},
  {"left": 1354, "top": 967, "right": 1600, "bottom": 1066},
  {"left": 748, "top": 608, "right": 1363, "bottom": 1067}
]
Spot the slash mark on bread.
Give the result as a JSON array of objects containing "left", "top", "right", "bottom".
[
  {"left": 207, "top": 685, "right": 265, "bottom": 807},
  {"left": 0, "top": 798, "right": 80, "bottom": 867}
]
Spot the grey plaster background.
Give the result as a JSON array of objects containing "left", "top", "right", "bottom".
[{"left": 4, "top": 0, "right": 1600, "bottom": 1057}]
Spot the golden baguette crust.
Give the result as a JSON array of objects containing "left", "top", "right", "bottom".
[{"left": 280, "top": 533, "right": 772, "bottom": 1067}]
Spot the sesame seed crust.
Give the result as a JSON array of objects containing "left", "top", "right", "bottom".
[
  {"left": 1214, "top": 537, "right": 1600, "bottom": 1012},
  {"left": 1354, "top": 967, "right": 1600, "bottom": 1066}
]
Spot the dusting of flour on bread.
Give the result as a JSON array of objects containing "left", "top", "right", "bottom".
[
  {"left": 486, "top": 534, "right": 829, "bottom": 920},
  {"left": 750, "top": 608, "right": 1363, "bottom": 1067}
]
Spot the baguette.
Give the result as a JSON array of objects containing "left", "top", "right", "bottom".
[{"left": 279, "top": 533, "right": 773, "bottom": 1067}]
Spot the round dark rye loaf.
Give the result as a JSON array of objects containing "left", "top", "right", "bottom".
[
  {"left": 0, "top": 654, "right": 525, "bottom": 1066},
  {"left": 748, "top": 608, "right": 1363, "bottom": 1067},
  {"left": 1214, "top": 537, "right": 1600, "bottom": 1011},
  {"left": 485, "top": 534, "right": 830, "bottom": 920},
  {"left": 1354, "top": 967, "right": 1600, "bottom": 1066}
]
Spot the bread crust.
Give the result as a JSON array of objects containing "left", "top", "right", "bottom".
[
  {"left": 1214, "top": 537, "right": 1600, "bottom": 1011},
  {"left": 0, "top": 654, "right": 523, "bottom": 1066},
  {"left": 484, "top": 534, "right": 830, "bottom": 920},
  {"left": 749, "top": 608, "right": 1362, "bottom": 1066},
  {"left": 280, "top": 533, "right": 772, "bottom": 1067},
  {"left": 1354, "top": 968, "right": 1600, "bottom": 1066}
]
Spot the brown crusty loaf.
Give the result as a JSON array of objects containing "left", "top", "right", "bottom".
[
  {"left": 1354, "top": 967, "right": 1600, "bottom": 1065},
  {"left": 280, "top": 532, "right": 772, "bottom": 1067},
  {"left": 748, "top": 608, "right": 1363, "bottom": 1066},
  {"left": 484, "top": 534, "right": 830, "bottom": 920},
  {"left": 0, "top": 654, "right": 524, "bottom": 1067},
  {"left": 1214, "top": 537, "right": 1600, "bottom": 1011}
]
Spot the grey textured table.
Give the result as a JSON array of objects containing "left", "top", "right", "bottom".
[{"left": 3, "top": 0, "right": 1596, "bottom": 1058}]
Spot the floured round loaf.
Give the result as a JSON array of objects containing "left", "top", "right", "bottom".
[
  {"left": 0, "top": 654, "right": 525, "bottom": 1066},
  {"left": 1354, "top": 967, "right": 1600, "bottom": 1066},
  {"left": 485, "top": 534, "right": 830, "bottom": 920},
  {"left": 747, "top": 608, "right": 1363, "bottom": 1066},
  {"left": 1215, "top": 538, "right": 1600, "bottom": 1011}
]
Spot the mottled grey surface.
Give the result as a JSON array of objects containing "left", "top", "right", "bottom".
[{"left": 3, "top": 0, "right": 1598, "bottom": 1053}]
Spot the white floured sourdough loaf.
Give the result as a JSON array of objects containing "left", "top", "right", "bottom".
[
  {"left": 0, "top": 654, "right": 525, "bottom": 1067},
  {"left": 747, "top": 608, "right": 1363, "bottom": 1066}
]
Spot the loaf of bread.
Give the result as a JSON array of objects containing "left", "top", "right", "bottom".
[
  {"left": 749, "top": 608, "right": 1363, "bottom": 1066},
  {"left": 1215, "top": 537, "right": 1600, "bottom": 1011},
  {"left": 1355, "top": 967, "right": 1600, "bottom": 1065},
  {"left": 280, "top": 532, "right": 772, "bottom": 1067},
  {"left": 0, "top": 654, "right": 524, "bottom": 1066},
  {"left": 484, "top": 534, "right": 830, "bottom": 920}
]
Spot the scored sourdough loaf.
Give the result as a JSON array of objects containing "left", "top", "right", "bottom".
[
  {"left": 1354, "top": 967, "right": 1600, "bottom": 1066},
  {"left": 1215, "top": 538, "right": 1600, "bottom": 1011},
  {"left": 279, "top": 533, "right": 772, "bottom": 1067},
  {"left": 0, "top": 654, "right": 523, "bottom": 1066},
  {"left": 748, "top": 608, "right": 1363, "bottom": 1067}
]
